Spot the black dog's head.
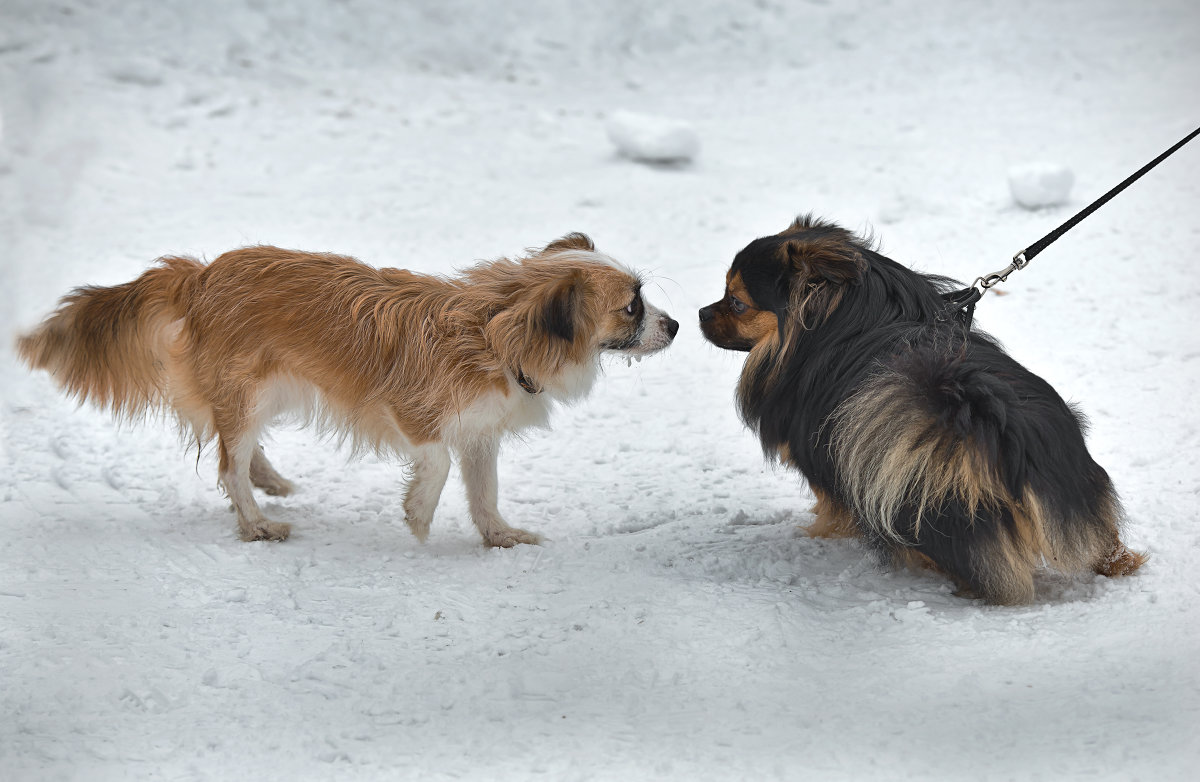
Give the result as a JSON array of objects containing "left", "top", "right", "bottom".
[{"left": 699, "top": 215, "right": 867, "bottom": 352}]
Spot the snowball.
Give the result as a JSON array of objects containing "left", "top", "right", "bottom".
[
  {"left": 1007, "top": 162, "right": 1074, "bottom": 209},
  {"left": 606, "top": 110, "right": 700, "bottom": 164}
]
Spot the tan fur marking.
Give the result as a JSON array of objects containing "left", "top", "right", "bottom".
[
  {"left": 894, "top": 548, "right": 943, "bottom": 574},
  {"left": 700, "top": 272, "right": 777, "bottom": 350},
  {"left": 828, "top": 370, "right": 1009, "bottom": 542},
  {"left": 728, "top": 274, "right": 779, "bottom": 346},
  {"left": 1094, "top": 542, "right": 1148, "bottom": 577},
  {"left": 804, "top": 487, "right": 860, "bottom": 539},
  {"left": 777, "top": 442, "right": 792, "bottom": 465}
]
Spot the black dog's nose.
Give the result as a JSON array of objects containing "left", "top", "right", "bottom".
[
  {"left": 699, "top": 305, "right": 715, "bottom": 323},
  {"left": 666, "top": 318, "right": 679, "bottom": 339}
]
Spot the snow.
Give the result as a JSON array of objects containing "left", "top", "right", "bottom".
[
  {"left": 2, "top": 1, "right": 1199, "bottom": 780},
  {"left": 606, "top": 110, "right": 700, "bottom": 164},
  {"left": 1008, "top": 162, "right": 1075, "bottom": 209}
]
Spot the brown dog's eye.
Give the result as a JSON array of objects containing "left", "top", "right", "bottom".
[
  {"left": 729, "top": 296, "right": 748, "bottom": 315},
  {"left": 624, "top": 296, "right": 643, "bottom": 318}
]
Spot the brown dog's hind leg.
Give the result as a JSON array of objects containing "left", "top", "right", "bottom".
[
  {"left": 217, "top": 429, "right": 291, "bottom": 542},
  {"left": 402, "top": 443, "right": 451, "bottom": 542},
  {"left": 249, "top": 444, "right": 295, "bottom": 497}
]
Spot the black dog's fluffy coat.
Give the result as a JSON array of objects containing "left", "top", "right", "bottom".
[{"left": 700, "top": 215, "right": 1145, "bottom": 604}]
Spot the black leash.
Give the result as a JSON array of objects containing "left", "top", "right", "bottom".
[{"left": 942, "top": 124, "right": 1200, "bottom": 326}]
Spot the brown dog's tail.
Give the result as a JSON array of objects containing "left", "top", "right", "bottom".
[{"left": 16, "top": 256, "right": 204, "bottom": 419}]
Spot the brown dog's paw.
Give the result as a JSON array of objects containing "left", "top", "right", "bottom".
[
  {"left": 405, "top": 515, "right": 432, "bottom": 543},
  {"left": 239, "top": 520, "right": 292, "bottom": 542},
  {"left": 257, "top": 478, "right": 295, "bottom": 497},
  {"left": 483, "top": 527, "right": 542, "bottom": 548}
]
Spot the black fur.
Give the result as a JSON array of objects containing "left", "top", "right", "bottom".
[
  {"left": 541, "top": 275, "right": 580, "bottom": 343},
  {"left": 703, "top": 215, "right": 1135, "bottom": 603}
]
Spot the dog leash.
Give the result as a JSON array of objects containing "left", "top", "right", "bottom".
[{"left": 942, "top": 123, "right": 1200, "bottom": 326}]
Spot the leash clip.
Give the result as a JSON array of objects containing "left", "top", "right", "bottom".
[
  {"left": 943, "top": 251, "right": 1029, "bottom": 327},
  {"left": 974, "top": 251, "right": 1029, "bottom": 292}
]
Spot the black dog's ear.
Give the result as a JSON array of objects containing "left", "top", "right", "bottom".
[
  {"left": 541, "top": 232, "right": 595, "bottom": 254},
  {"left": 782, "top": 236, "right": 865, "bottom": 286},
  {"left": 540, "top": 270, "right": 584, "bottom": 342}
]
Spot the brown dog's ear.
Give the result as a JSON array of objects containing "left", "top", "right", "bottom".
[
  {"left": 541, "top": 232, "right": 595, "bottom": 254},
  {"left": 782, "top": 236, "right": 865, "bottom": 286},
  {"left": 540, "top": 269, "right": 583, "bottom": 342},
  {"left": 484, "top": 267, "right": 591, "bottom": 379}
]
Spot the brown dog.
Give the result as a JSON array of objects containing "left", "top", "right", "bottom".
[{"left": 19, "top": 234, "right": 678, "bottom": 545}]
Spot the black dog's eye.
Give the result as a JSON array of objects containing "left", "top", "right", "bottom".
[{"left": 729, "top": 296, "right": 748, "bottom": 315}]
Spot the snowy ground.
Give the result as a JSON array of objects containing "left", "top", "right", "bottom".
[{"left": 2, "top": 1, "right": 1199, "bottom": 780}]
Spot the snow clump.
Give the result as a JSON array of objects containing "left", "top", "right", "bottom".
[
  {"left": 606, "top": 110, "right": 700, "bottom": 164},
  {"left": 1007, "top": 161, "right": 1074, "bottom": 209}
]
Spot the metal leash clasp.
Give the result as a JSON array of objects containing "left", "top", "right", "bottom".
[
  {"left": 941, "top": 250, "right": 1029, "bottom": 326},
  {"left": 973, "top": 251, "right": 1029, "bottom": 293}
]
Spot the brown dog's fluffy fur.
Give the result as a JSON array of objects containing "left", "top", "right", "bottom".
[{"left": 18, "top": 234, "right": 677, "bottom": 544}]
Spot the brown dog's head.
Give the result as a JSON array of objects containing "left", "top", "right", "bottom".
[
  {"left": 699, "top": 215, "right": 866, "bottom": 352},
  {"left": 467, "top": 233, "right": 678, "bottom": 396},
  {"left": 507, "top": 232, "right": 679, "bottom": 359}
]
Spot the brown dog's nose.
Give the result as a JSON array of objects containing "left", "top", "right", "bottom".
[
  {"left": 699, "top": 305, "right": 715, "bottom": 323},
  {"left": 666, "top": 318, "right": 679, "bottom": 339}
]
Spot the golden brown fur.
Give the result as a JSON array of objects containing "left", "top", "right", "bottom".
[
  {"left": 803, "top": 486, "right": 859, "bottom": 539},
  {"left": 19, "top": 234, "right": 678, "bottom": 544}
]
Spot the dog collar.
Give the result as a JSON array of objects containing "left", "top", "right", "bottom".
[{"left": 515, "top": 368, "right": 541, "bottom": 395}]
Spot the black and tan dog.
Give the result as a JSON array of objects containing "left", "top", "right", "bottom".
[{"left": 700, "top": 215, "right": 1145, "bottom": 604}]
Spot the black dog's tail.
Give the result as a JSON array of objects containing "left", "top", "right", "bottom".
[{"left": 828, "top": 336, "right": 1145, "bottom": 604}]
